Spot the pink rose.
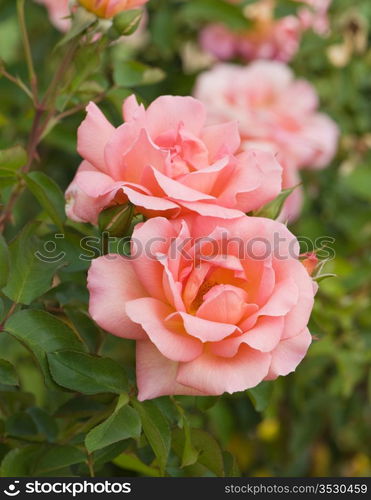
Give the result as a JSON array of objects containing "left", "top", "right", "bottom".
[
  {"left": 194, "top": 62, "right": 339, "bottom": 220},
  {"left": 199, "top": 0, "right": 332, "bottom": 63},
  {"left": 297, "top": 0, "right": 332, "bottom": 35},
  {"left": 78, "top": 0, "right": 148, "bottom": 19},
  {"left": 66, "top": 94, "right": 282, "bottom": 224},
  {"left": 88, "top": 215, "right": 315, "bottom": 400},
  {"left": 35, "top": 0, "right": 71, "bottom": 32}
]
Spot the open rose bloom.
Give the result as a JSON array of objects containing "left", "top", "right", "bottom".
[
  {"left": 66, "top": 95, "right": 282, "bottom": 224},
  {"left": 78, "top": 0, "right": 148, "bottom": 18},
  {"left": 194, "top": 61, "right": 339, "bottom": 220},
  {"left": 88, "top": 215, "right": 315, "bottom": 400},
  {"left": 200, "top": 0, "right": 332, "bottom": 63}
]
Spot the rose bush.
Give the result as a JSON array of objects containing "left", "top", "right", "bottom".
[
  {"left": 194, "top": 61, "right": 339, "bottom": 219},
  {"left": 88, "top": 215, "right": 315, "bottom": 400},
  {"left": 66, "top": 95, "right": 283, "bottom": 223}
]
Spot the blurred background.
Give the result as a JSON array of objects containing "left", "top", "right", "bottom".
[{"left": 0, "top": 0, "right": 370, "bottom": 477}]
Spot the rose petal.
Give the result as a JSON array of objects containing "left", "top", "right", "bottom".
[
  {"left": 77, "top": 102, "right": 115, "bottom": 171},
  {"left": 176, "top": 344, "right": 271, "bottom": 395},
  {"left": 126, "top": 298, "right": 203, "bottom": 362},
  {"left": 265, "top": 327, "right": 312, "bottom": 380},
  {"left": 88, "top": 255, "right": 147, "bottom": 339},
  {"left": 136, "top": 340, "right": 205, "bottom": 401}
]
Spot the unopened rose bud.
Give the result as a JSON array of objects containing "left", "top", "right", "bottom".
[
  {"left": 301, "top": 252, "right": 319, "bottom": 276},
  {"left": 78, "top": 0, "right": 148, "bottom": 19}
]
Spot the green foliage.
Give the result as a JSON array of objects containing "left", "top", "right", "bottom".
[
  {"left": 85, "top": 397, "right": 141, "bottom": 453},
  {"left": 132, "top": 399, "right": 171, "bottom": 475},
  {"left": 113, "top": 60, "right": 166, "bottom": 87},
  {"left": 47, "top": 350, "right": 129, "bottom": 395},
  {"left": 24, "top": 171, "right": 66, "bottom": 230},
  {"left": 2, "top": 223, "right": 62, "bottom": 305},
  {"left": 5, "top": 310, "right": 84, "bottom": 388},
  {"left": 0, "top": 359, "right": 19, "bottom": 386}
]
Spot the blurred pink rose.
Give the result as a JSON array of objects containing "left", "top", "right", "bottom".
[
  {"left": 199, "top": 0, "right": 332, "bottom": 63},
  {"left": 35, "top": 0, "right": 71, "bottom": 32},
  {"left": 194, "top": 62, "right": 339, "bottom": 220},
  {"left": 78, "top": 0, "right": 148, "bottom": 19},
  {"left": 66, "top": 94, "right": 282, "bottom": 223},
  {"left": 298, "top": 0, "right": 332, "bottom": 35},
  {"left": 88, "top": 215, "right": 315, "bottom": 400}
]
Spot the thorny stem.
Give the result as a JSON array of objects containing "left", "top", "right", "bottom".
[{"left": 0, "top": 38, "right": 80, "bottom": 233}]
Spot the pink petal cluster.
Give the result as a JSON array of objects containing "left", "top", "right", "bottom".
[
  {"left": 194, "top": 61, "right": 339, "bottom": 220},
  {"left": 66, "top": 95, "right": 282, "bottom": 224},
  {"left": 200, "top": 0, "right": 332, "bottom": 63},
  {"left": 35, "top": 0, "right": 71, "bottom": 32},
  {"left": 88, "top": 215, "right": 315, "bottom": 400}
]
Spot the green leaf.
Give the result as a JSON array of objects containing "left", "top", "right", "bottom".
[
  {"left": 180, "top": 418, "right": 199, "bottom": 468},
  {"left": 113, "top": 453, "right": 161, "bottom": 477},
  {"left": 99, "top": 204, "right": 134, "bottom": 237},
  {"left": 24, "top": 171, "right": 66, "bottom": 230},
  {"left": 27, "top": 407, "right": 58, "bottom": 442},
  {"left": 47, "top": 350, "right": 128, "bottom": 395},
  {"left": 313, "top": 273, "right": 337, "bottom": 283},
  {"left": 0, "top": 145, "right": 26, "bottom": 174},
  {"left": 33, "top": 445, "right": 86, "bottom": 474},
  {"left": 223, "top": 451, "right": 240, "bottom": 477},
  {"left": 181, "top": 0, "right": 251, "bottom": 30},
  {"left": 0, "top": 234, "right": 10, "bottom": 288},
  {"left": 172, "top": 428, "right": 224, "bottom": 476},
  {"left": 0, "top": 446, "right": 42, "bottom": 477},
  {"left": 86, "top": 403, "right": 141, "bottom": 453},
  {"left": 112, "top": 9, "right": 143, "bottom": 36},
  {"left": 114, "top": 61, "right": 165, "bottom": 88},
  {"left": 189, "top": 429, "right": 224, "bottom": 477},
  {"left": 2, "top": 223, "right": 62, "bottom": 305},
  {"left": 132, "top": 399, "right": 171, "bottom": 475},
  {"left": 196, "top": 396, "right": 219, "bottom": 411},
  {"left": 5, "top": 412, "right": 38, "bottom": 438},
  {"left": 248, "top": 381, "right": 273, "bottom": 412},
  {"left": 252, "top": 186, "right": 299, "bottom": 220},
  {"left": 64, "top": 306, "right": 102, "bottom": 353},
  {"left": 5, "top": 310, "right": 84, "bottom": 389},
  {"left": 0, "top": 359, "right": 18, "bottom": 386},
  {"left": 56, "top": 8, "right": 96, "bottom": 48},
  {"left": 63, "top": 43, "right": 103, "bottom": 106}
]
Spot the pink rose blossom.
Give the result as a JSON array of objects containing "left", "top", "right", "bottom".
[
  {"left": 66, "top": 94, "right": 282, "bottom": 224},
  {"left": 88, "top": 215, "right": 315, "bottom": 399},
  {"left": 194, "top": 62, "right": 339, "bottom": 220},
  {"left": 298, "top": 0, "right": 332, "bottom": 35},
  {"left": 199, "top": 0, "right": 332, "bottom": 63},
  {"left": 35, "top": 0, "right": 71, "bottom": 32}
]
